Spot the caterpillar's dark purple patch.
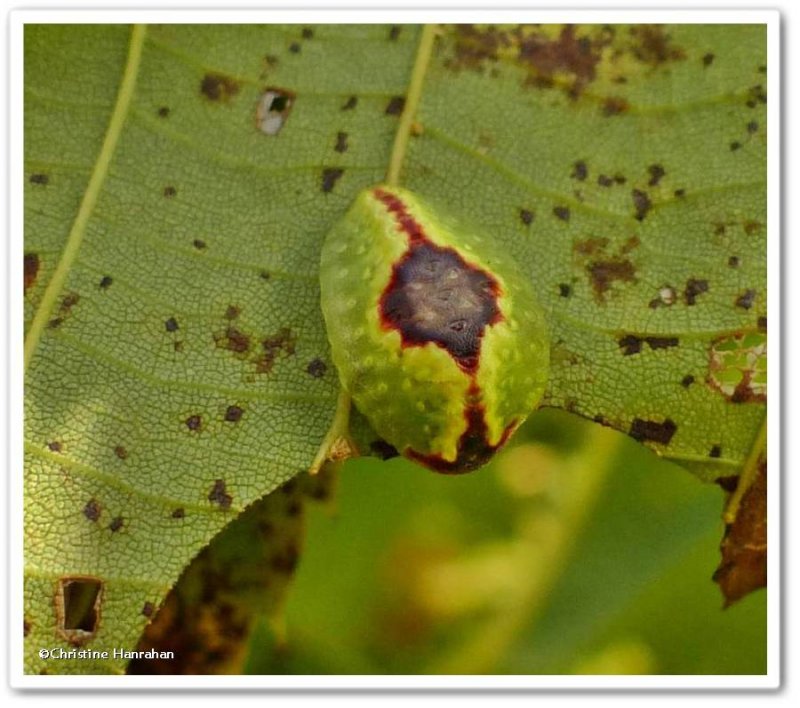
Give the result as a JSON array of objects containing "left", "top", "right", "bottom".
[
  {"left": 408, "top": 396, "right": 517, "bottom": 474},
  {"left": 373, "top": 188, "right": 426, "bottom": 242},
  {"left": 374, "top": 189, "right": 503, "bottom": 374}
]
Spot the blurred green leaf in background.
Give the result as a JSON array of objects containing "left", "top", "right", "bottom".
[{"left": 245, "top": 411, "right": 766, "bottom": 675}]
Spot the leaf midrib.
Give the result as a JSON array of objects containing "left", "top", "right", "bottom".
[{"left": 24, "top": 24, "right": 147, "bottom": 370}]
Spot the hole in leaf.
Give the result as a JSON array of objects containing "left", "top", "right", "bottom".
[
  {"left": 257, "top": 87, "right": 296, "bottom": 136},
  {"left": 56, "top": 576, "right": 103, "bottom": 645}
]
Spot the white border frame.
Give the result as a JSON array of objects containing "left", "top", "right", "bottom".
[{"left": 6, "top": 6, "right": 781, "bottom": 691}]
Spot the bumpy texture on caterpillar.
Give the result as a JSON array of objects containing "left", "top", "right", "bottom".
[{"left": 320, "top": 185, "right": 550, "bottom": 473}]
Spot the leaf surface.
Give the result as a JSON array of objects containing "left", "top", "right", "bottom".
[
  {"left": 403, "top": 24, "right": 767, "bottom": 481},
  {"left": 23, "top": 23, "right": 417, "bottom": 674}
]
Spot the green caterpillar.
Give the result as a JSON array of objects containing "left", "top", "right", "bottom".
[{"left": 320, "top": 185, "right": 549, "bottom": 473}]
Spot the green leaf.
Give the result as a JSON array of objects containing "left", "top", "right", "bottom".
[
  {"left": 402, "top": 24, "right": 766, "bottom": 482},
  {"left": 24, "top": 23, "right": 766, "bottom": 673},
  {"left": 129, "top": 468, "right": 334, "bottom": 674},
  {"left": 23, "top": 23, "right": 418, "bottom": 674},
  {"left": 245, "top": 411, "right": 766, "bottom": 675}
]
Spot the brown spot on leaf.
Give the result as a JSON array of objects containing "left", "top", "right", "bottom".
[
  {"left": 385, "top": 96, "right": 405, "bottom": 115},
  {"left": 743, "top": 220, "right": 762, "bottom": 235},
  {"left": 714, "top": 458, "right": 766, "bottom": 606},
  {"left": 728, "top": 255, "right": 740, "bottom": 268},
  {"left": 735, "top": 289, "right": 757, "bottom": 310},
  {"left": 301, "top": 28, "right": 313, "bottom": 39},
  {"left": 629, "top": 417, "right": 677, "bottom": 445},
  {"left": 647, "top": 336, "right": 679, "bottom": 350},
  {"left": 30, "top": 173, "right": 49, "bottom": 185},
  {"left": 163, "top": 185, "right": 177, "bottom": 198},
  {"left": 571, "top": 160, "right": 588, "bottom": 181},
  {"left": 109, "top": 516, "right": 124, "bottom": 533},
  {"left": 389, "top": 26, "right": 402, "bottom": 41},
  {"left": 158, "top": 106, "right": 170, "bottom": 118},
  {"left": 618, "top": 335, "right": 678, "bottom": 355},
  {"left": 602, "top": 96, "right": 629, "bottom": 116},
  {"left": 519, "top": 208, "right": 534, "bottom": 225},
  {"left": 306, "top": 358, "right": 326, "bottom": 378},
  {"left": 257, "top": 327, "right": 297, "bottom": 374},
  {"left": 621, "top": 235, "right": 640, "bottom": 254},
  {"left": 746, "top": 84, "right": 767, "bottom": 108},
  {"left": 681, "top": 374, "right": 695, "bottom": 388},
  {"left": 193, "top": 239, "right": 207, "bottom": 250},
  {"left": 757, "top": 316, "right": 767, "bottom": 331},
  {"left": 142, "top": 602, "right": 156, "bottom": 618},
  {"left": 214, "top": 326, "right": 251, "bottom": 354},
  {"left": 165, "top": 317, "right": 179, "bottom": 333},
  {"left": 632, "top": 189, "right": 652, "bottom": 220},
  {"left": 224, "top": 405, "right": 243, "bottom": 423},
  {"left": 208, "top": 479, "right": 233, "bottom": 509},
  {"left": 709, "top": 444, "right": 722, "bottom": 458},
  {"left": 321, "top": 168, "right": 344, "bottom": 193},
  {"left": 171, "top": 508, "right": 186, "bottom": 519},
  {"left": 83, "top": 499, "right": 101, "bottom": 522},
  {"left": 224, "top": 305, "right": 240, "bottom": 321},
  {"left": 618, "top": 335, "right": 642, "bottom": 356},
  {"left": 200, "top": 72, "right": 240, "bottom": 102},
  {"left": 99, "top": 275, "right": 113, "bottom": 290},
  {"left": 446, "top": 25, "right": 506, "bottom": 72},
  {"left": 629, "top": 25, "right": 686, "bottom": 66},
  {"left": 684, "top": 278, "right": 709, "bottom": 305},
  {"left": 334, "top": 131, "right": 349, "bottom": 153},
  {"left": 49, "top": 292, "right": 81, "bottom": 327},
  {"left": 24, "top": 253, "right": 40, "bottom": 294},
  {"left": 558, "top": 283, "right": 572, "bottom": 298},
  {"left": 47, "top": 440, "right": 62, "bottom": 453},
  {"left": 702, "top": 52, "right": 715, "bottom": 67},
  {"left": 61, "top": 292, "right": 80, "bottom": 313},
  {"left": 573, "top": 236, "right": 608, "bottom": 257},
  {"left": 597, "top": 174, "right": 614, "bottom": 187},
  {"left": 341, "top": 95, "right": 358, "bottom": 111},
  {"left": 516, "top": 26, "right": 606, "bottom": 95},
  {"left": 730, "top": 141, "right": 742, "bottom": 151},
  {"left": 647, "top": 164, "right": 666, "bottom": 186},
  {"left": 674, "top": 188, "right": 686, "bottom": 198},
  {"left": 288, "top": 42, "right": 301, "bottom": 54},
  {"left": 114, "top": 445, "right": 128, "bottom": 460},
  {"left": 259, "top": 270, "right": 271, "bottom": 281},
  {"left": 587, "top": 259, "right": 636, "bottom": 301},
  {"left": 185, "top": 414, "right": 202, "bottom": 431},
  {"left": 553, "top": 206, "right": 571, "bottom": 222}
]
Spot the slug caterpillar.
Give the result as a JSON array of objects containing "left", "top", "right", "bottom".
[{"left": 320, "top": 185, "right": 549, "bottom": 473}]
